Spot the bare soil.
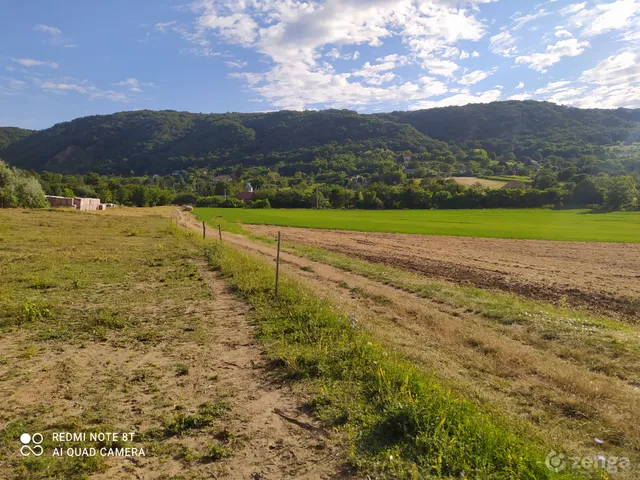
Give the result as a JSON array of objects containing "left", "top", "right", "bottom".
[{"left": 246, "top": 225, "right": 640, "bottom": 320}]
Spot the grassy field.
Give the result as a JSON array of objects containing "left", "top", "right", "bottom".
[
  {"left": 451, "top": 176, "right": 507, "bottom": 188},
  {"left": 0, "top": 208, "right": 240, "bottom": 478},
  {"left": 195, "top": 208, "right": 640, "bottom": 242}
]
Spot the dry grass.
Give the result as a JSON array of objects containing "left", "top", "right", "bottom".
[
  {"left": 450, "top": 176, "right": 507, "bottom": 188},
  {"left": 0, "top": 209, "right": 236, "bottom": 478}
]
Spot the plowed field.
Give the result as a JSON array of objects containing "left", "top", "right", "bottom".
[{"left": 247, "top": 225, "right": 640, "bottom": 320}]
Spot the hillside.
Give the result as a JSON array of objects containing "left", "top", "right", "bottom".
[
  {"left": 0, "top": 127, "right": 33, "bottom": 151},
  {"left": 1, "top": 101, "right": 639, "bottom": 175}
]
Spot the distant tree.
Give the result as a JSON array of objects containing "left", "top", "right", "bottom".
[
  {"left": 605, "top": 176, "right": 637, "bottom": 210},
  {"left": 572, "top": 178, "right": 604, "bottom": 206},
  {"left": 174, "top": 192, "right": 198, "bottom": 205},
  {"left": 13, "top": 176, "right": 47, "bottom": 208}
]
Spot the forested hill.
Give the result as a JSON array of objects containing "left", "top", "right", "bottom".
[
  {"left": 0, "top": 127, "right": 33, "bottom": 151},
  {"left": 1, "top": 101, "right": 639, "bottom": 175}
]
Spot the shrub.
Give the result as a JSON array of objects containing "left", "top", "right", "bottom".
[
  {"left": 248, "top": 198, "right": 271, "bottom": 209},
  {"left": 174, "top": 192, "right": 198, "bottom": 205}
]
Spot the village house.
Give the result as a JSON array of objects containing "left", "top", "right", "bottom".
[{"left": 236, "top": 182, "right": 255, "bottom": 202}]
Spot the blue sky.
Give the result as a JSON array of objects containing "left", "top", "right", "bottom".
[{"left": 1, "top": 0, "right": 639, "bottom": 129}]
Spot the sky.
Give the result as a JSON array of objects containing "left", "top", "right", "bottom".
[{"left": 1, "top": 0, "right": 639, "bottom": 130}]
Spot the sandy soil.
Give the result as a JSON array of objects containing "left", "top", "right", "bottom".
[{"left": 246, "top": 225, "right": 640, "bottom": 320}]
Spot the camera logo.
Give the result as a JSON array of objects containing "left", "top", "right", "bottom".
[
  {"left": 545, "top": 451, "right": 566, "bottom": 472},
  {"left": 20, "top": 433, "right": 44, "bottom": 457}
]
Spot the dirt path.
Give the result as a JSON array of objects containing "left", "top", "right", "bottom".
[
  {"left": 178, "top": 210, "right": 640, "bottom": 471},
  {"left": 192, "top": 265, "right": 349, "bottom": 479},
  {"left": 246, "top": 225, "right": 640, "bottom": 320},
  {"left": 174, "top": 210, "right": 351, "bottom": 479}
]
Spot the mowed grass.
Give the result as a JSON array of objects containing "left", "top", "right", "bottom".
[
  {"left": 195, "top": 208, "right": 640, "bottom": 243},
  {"left": 0, "top": 208, "right": 236, "bottom": 479}
]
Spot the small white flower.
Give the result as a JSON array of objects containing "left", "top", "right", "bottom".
[{"left": 595, "top": 438, "right": 603, "bottom": 444}]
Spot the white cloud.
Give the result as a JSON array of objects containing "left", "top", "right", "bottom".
[
  {"left": 113, "top": 78, "right": 155, "bottom": 92},
  {"left": 559, "top": 3, "right": 587, "bottom": 16},
  {"left": 511, "top": 9, "right": 550, "bottom": 30},
  {"left": 37, "top": 79, "right": 128, "bottom": 102},
  {"left": 34, "top": 23, "right": 74, "bottom": 47},
  {"left": 458, "top": 68, "right": 496, "bottom": 85},
  {"left": 155, "top": 21, "right": 177, "bottom": 33},
  {"left": 352, "top": 56, "right": 408, "bottom": 85},
  {"left": 489, "top": 30, "right": 517, "bottom": 56},
  {"left": 409, "top": 88, "right": 502, "bottom": 110},
  {"left": 579, "top": 51, "right": 640, "bottom": 85},
  {"left": 34, "top": 24, "right": 62, "bottom": 36},
  {"left": 12, "top": 58, "right": 59, "bottom": 69},
  {"left": 472, "top": 51, "right": 480, "bottom": 57},
  {"left": 225, "top": 60, "right": 248, "bottom": 68},
  {"left": 515, "top": 38, "right": 589, "bottom": 71},
  {"left": 560, "top": 0, "right": 640, "bottom": 37},
  {"left": 158, "top": 0, "right": 495, "bottom": 109},
  {"left": 421, "top": 57, "right": 460, "bottom": 77},
  {"left": 459, "top": 50, "right": 470, "bottom": 59},
  {"left": 326, "top": 48, "right": 360, "bottom": 60},
  {"left": 534, "top": 80, "right": 571, "bottom": 94},
  {"left": 516, "top": 81, "right": 525, "bottom": 88},
  {"left": 554, "top": 28, "right": 572, "bottom": 37},
  {"left": 508, "top": 93, "right": 531, "bottom": 100},
  {"left": 583, "top": 0, "right": 640, "bottom": 37}
]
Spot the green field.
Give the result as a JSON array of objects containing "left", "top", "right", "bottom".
[{"left": 194, "top": 208, "right": 640, "bottom": 243}]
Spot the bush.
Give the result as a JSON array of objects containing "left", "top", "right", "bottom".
[
  {"left": 195, "top": 196, "right": 244, "bottom": 208},
  {"left": 248, "top": 198, "right": 271, "bottom": 209},
  {"left": 0, "top": 160, "right": 47, "bottom": 208},
  {"left": 174, "top": 192, "right": 198, "bottom": 205}
]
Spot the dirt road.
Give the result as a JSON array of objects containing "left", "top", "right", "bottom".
[{"left": 246, "top": 225, "right": 640, "bottom": 320}]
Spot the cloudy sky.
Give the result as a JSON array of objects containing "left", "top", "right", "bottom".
[{"left": 1, "top": 0, "right": 639, "bottom": 129}]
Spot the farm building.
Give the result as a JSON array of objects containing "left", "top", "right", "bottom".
[
  {"left": 46, "top": 196, "right": 103, "bottom": 211},
  {"left": 236, "top": 183, "right": 255, "bottom": 202}
]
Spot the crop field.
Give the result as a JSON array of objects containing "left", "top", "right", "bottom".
[
  {"left": 245, "top": 224, "right": 640, "bottom": 320},
  {"left": 451, "top": 176, "right": 507, "bottom": 188},
  {"left": 195, "top": 207, "right": 640, "bottom": 243}
]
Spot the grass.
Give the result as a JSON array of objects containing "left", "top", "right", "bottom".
[
  {"left": 0, "top": 208, "right": 234, "bottom": 478},
  {"left": 195, "top": 207, "right": 640, "bottom": 243},
  {"left": 203, "top": 241, "right": 592, "bottom": 479}
]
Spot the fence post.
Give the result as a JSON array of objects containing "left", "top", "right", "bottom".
[
  {"left": 218, "top": 224, "right": 222, "bottom": 243},
  {"left": 202, "top": 221, "right": 206, "bottom": 239},
  {"left": 275, "top": 231, "right": 281, "bottom": 297}
]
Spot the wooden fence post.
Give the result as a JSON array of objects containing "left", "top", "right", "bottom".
[
  {"left": 275, "top": 231, "right": 281, "bottom": 297},
  {"left": 202, "top": 221, "right": 206, "bottom": 239},
  {"left": 218, "top": 224, "right": 222, "bottom": 243}
]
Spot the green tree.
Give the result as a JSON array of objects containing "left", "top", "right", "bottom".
[
  {"left": 14, "top": 176, "right": 48, "bottom": 208},
  {"left": 605, "top": 176, "right": 637, "bottom": 210},
  {"left": 572, "top": 178, "right": 604, "bottom": 206}
]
